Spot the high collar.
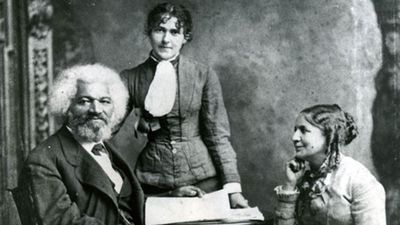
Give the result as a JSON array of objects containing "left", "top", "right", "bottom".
[{"left": 149, "top": 51, "right": 180, "bottom": 67}]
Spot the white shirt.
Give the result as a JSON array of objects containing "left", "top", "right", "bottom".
[
  {"left": 67, "top": 127, "right": 123, "bottom": 193},
  {"left": 80, "top": 142, "right": 123, "bottom": 193}
]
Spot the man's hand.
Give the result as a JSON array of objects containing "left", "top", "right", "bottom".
[
  {"left": 229, "top": 193, "right": 249, "bottom": 208},
  {"left": 170, "top": 185, "right": 206, "bottom": 197}
]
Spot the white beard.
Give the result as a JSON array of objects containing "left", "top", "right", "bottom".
[{"left": 67, "top": 113, "right": 113, "bottom": 142}]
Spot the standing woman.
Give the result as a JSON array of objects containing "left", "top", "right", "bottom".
[
  {"left": 274, "top": 104, "right": 386, "bottom": 225},
  {"left": 120, "top": 2, "right": 248, "bottom": 208}
]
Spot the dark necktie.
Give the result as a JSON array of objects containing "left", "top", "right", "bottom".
[{"left": 92, "top": 143, "right": 106, "bottom": 156}]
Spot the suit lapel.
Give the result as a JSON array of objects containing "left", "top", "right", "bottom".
[
  {"left": 104, "top": 142, "right": 133, "bottom": 198},
  {"left": 104, "top": 142, "right": 145, "bottom": 225},
  {"left": 178, "top": 56, "right": 196, "bottom": 118},
  {"left": 137, "top": 58, "right": 157, "bottom": 108},
  {"left": 57, "top": 127, "right": 118, "bottom": 208}
]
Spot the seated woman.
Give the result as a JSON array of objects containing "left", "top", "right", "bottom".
[{"left": 274, "top": 104, "right": 386, "bottom": 225}]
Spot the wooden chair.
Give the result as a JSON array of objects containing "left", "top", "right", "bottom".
[{"left": 11, "top": 186, "right": 37, "bottom": 225}]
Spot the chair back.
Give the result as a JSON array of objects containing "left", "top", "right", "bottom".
[{"left": 11, "top": 186, "right": 37, "bottom": 225}]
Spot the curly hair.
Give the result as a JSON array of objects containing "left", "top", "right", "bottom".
[
  {"left": 145, "top": 2, "right": 193, "bottom": 41},
  {"left": 49, "top": 64, "right": 129, "bottom": 128},
  {"left": 300, "top": 104, "right": 359, "bottom": 167}
]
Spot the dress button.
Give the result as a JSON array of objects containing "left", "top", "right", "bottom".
[{"left": 172, "top": 148, "right": 177, "bottom": 154}]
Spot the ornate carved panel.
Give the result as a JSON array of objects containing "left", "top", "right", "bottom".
[{"left": 27, "top": 0, "right": 53, "bottom": 147}]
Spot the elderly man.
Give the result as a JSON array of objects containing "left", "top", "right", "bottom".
[
  {"left": 120, "top": 2, "right": 248, "bottom": 208},
  {"left": 16, "top": 64, "right": 144, "bottom": 225}
]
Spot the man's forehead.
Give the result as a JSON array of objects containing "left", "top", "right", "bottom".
[{"left": 76, "top": 80, "right": 111, "bottom": 98}]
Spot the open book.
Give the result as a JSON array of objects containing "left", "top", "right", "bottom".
[{"left": 145, "top": 189, "right": 264, "bottom": 225}]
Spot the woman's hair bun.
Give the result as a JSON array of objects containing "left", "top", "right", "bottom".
[{"left": 343, "top": 111, "right": 358, "bottom": 145}]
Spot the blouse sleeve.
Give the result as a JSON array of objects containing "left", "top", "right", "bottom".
[
  {"left": 273, "top": 185, "right": 299, "bottom": 225},
  {"left": 199, "top": 68, "right": 240, "bottom": 184},
  {"left": 115, "top": 69, "right": 138, "bottom": 135},
  {"left": 120, "top": 69, "right": 135, "bottom": 114},
  {"left": 351, "top": 169, "right": 386, "bottom": 225}
]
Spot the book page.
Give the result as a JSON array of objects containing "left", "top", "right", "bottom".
[
  {"left": 145, "top": 189, "right": 264, "bottom": 225},
  {"left": 225, "top": 207, "right": 265, "bottom": 223},
  {"left": 145, "top": 189, "right": 230, "bottom": 225}
]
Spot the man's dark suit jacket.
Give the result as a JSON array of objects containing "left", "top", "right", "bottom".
[{"left": 15, "top": 126, "right": 144, "bottom": 225}]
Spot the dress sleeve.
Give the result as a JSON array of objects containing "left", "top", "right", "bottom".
[
  {"left": 20, "top": 151, "right": 104, "bottom": 225},
  {"left": 115, "top": 70, "right": 137, "bottom": 135},
  {"left": 199, "top": 68, "right": 241, "bottom": 184},
  {"left": 273, "top": 185, "right": 299, "bottom": 225},
  {"left": 120, "top": 70, "right": 135, "bottom": 115},
  {"left": 351, "top": 169, "right": 386, "bottom": 225}
]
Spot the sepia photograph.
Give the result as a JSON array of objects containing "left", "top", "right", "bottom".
[{"left": 0, "top": 0, "right": 398, "bottom": 224}]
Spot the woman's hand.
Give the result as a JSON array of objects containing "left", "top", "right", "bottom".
[
  {"left": 229, "top": 193, "right": 249, "bottom": 208},
  {"left": 284, "top": 159, "right": 306, "bottom": 191},
  {"left": 170, "top": 185, "right": 206, "bottom": 197}
]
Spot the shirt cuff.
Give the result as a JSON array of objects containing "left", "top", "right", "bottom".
[
  {"left": 274, "top": 185, "right": 300, "bottom": 203},
  {"left": 274, "top": 185, "right": 299, "bottom": 195},
  {"left": 223, "top": 182, "right": 242, "bottom": 193}
]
